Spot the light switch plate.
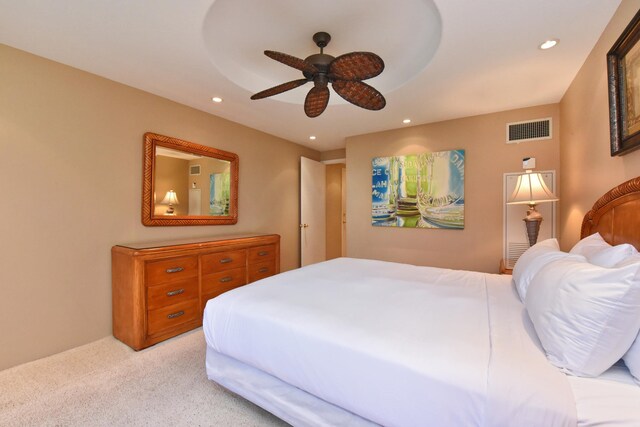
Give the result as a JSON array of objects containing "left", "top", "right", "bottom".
[{"left": 522, "top": 157, "right": 536, "bottom": 169}]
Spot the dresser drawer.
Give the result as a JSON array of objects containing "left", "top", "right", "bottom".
[
  {"left": 145, "top": 256, "right": 198, "bottom": 286},
  {"left": 202, "top": 267, "right": 246, "bottom": 295},
  {"left": 147, "top": 299, "right": 199, "bottom": 336},
  {"left": 249, "top": 259, "right": 277, "bottom": 282},
  {"left": 146, "top": 278, "right": 198, "bottom": 310},
  {"left": 201, "top": 250, "right": 246, "bottom": 273},
  {"left": 248, "top": 245, "right": 276, "bottom": 263}
]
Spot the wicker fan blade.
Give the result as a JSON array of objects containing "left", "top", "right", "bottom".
[
  {"left": 304, "top": 86, "right": 330, "bottom": 118},
  {"left": 329, "top": 52, "right": 384, "bottom": 81},
  {"left": 250, "top": 79, "right": 309, "bottom": 100},
  {"left": 332, "top": 80, "right": 386, "bottom": 110},
  {"left": 264, "top": 51, "right": 318, "bottom": 75}
]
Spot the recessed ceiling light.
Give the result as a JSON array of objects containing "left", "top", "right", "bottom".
[
  {"left": 211, "top": 97, "right": 223, "bottom": 103},
  {"left": 539, "top": 39, "right": 559, "bottom": 50},
  {"left": 309, "top": 136, "right": 316, "bottom": 140},
  {"left": 403, "top": 119, "right": 411, "bottom": 124}
]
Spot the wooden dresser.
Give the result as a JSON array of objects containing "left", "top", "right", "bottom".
[{"left": 112, "top": 234, "right": 280, "bottom": 350}]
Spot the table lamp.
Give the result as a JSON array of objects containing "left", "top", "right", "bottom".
[
  {"left": 161, "top": 190, "right": 179, "bottom": 215},
  {"left": 507, "top": 171, "right": 558, "bottom": 246}
]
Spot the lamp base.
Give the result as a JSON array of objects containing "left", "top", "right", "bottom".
[
  {"left": 524, "top": 217, "right": 542, "bottom": 246},
  {"left": 522, "top": 203, "right": 544, "bottom": 246}
]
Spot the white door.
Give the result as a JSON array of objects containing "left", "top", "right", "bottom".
[
  {"left": 341, "top": 167, "right": 347, "bottom": 257},
  {"left": 188, "top": 189, "right": 201, "bottom": 215},
  {"left": 300, "top": 157, "right": 326, "bottom": 266}
]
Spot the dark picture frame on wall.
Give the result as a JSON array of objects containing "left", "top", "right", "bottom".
[{"left": 608, "top": 9, "right": 640, "bottom": 156}]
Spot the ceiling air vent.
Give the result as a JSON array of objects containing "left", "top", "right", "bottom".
[{"left": 506, "top": 118, "right": 552, "bottom": 144}]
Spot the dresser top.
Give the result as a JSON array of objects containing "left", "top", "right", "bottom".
[{"left": 116, "top": 233, "right": 276, "bottom": 251}]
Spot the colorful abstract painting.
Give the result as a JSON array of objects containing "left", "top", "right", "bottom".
[
  {"left": 209, "top": 172, "right": 230, "bottom": 215},
  {"left": 372, "top": 150, "right": 465, "bottom": 229}
]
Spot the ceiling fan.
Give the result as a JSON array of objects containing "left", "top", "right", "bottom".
[{"left": 250, "top": 32, "right": 386, "bottom": 118}]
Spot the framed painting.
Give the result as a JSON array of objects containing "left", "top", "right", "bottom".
[
  {"left": 607, "top": 9, "right": 640, "bottom": 156},
  {"left": 372, "top": 150, "right": 464, "bottom": 229}
]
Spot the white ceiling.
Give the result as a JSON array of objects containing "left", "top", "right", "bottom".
[{"left": 0, "top": 0, "right": 621, "bottom": 151}]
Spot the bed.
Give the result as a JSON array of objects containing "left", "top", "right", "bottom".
[{"left": 203, "top": 177, "right": 640, "bottom": 427}]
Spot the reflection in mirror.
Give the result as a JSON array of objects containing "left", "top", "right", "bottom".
[
  {"left": 142, "top": 133, "right": 238, "bottom": 226},
  {"left": 154, "top": 146, "right": 231, "bottom": 217}
]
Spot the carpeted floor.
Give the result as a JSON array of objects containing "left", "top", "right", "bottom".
[{"left": 0, "top": 328, "right": 288, "bottom": 426}]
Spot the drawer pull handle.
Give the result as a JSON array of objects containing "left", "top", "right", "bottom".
[
  {"left": 167, "top": 310, "right": 185, "bottom": 319},
  {"left": 166, "top": 267, "right": 184, "bottom": 274},
  {"left": 219, "top": 276, "right": 233, "bottom": 283},
  {"left": 166, "top": 289, "right": 184, "bottom": 297},
  {"left": 258, "top": 251, "right": 269, "bottom": 256},
  {"left": 258, "top": 267, "right": 269, "bottom": 273},
  {"left": 219, "top": 258, "right": 233, "bottom": 264}
]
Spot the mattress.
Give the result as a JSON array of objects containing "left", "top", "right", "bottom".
[{"left": 203, "top": 258, "right": 639, "bottom": 426}]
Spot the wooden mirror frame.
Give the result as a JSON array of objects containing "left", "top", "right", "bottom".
[{"left": 142, "top": 132, "right": 239, "bottom": 226}]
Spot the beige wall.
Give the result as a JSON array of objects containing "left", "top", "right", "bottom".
[
  {"left": 326, "top": 163, "right": 345, "bottom": 259},
  {"left": 346, "top": 104, "right": 560, "bottom": 273},
  {"left": 0, "top": 44, "right": 319, "bottom": 370},
  {"left": 559, "top": 0, "right": 640, "bottom": 250},
  {"left": 320, "top": 148, "right": 346, "bottom": 162}
]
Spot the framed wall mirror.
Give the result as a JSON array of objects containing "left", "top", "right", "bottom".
[{"left": 142, "top": 132, "right": 238, "bottom": 226}]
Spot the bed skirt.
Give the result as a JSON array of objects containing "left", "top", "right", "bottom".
[{"left": 206, "top": 346, "right": 378, "bottom": 427}]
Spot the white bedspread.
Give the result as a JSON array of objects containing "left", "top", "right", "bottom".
[
  {"left": 203, "top": 258, "right": 576, "bottom": 426},
  {"left": 569, "top": 363, "right": 640, "bottom": 426}
]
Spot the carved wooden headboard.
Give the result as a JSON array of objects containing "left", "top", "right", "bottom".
[{"left": 581, "top": 176, "right": 640, "bottom": 250}]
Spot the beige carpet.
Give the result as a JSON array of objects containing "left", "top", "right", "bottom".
[{"left": 0, "top": 328, "right": 288, "bottom": 426}]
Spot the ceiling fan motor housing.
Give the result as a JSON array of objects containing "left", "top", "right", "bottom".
[{"left": 303, "top": 53, "right": 334, "bottom": 79}]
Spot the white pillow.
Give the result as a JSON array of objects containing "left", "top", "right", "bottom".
[
  {"left": 570, "top": 232, "right": 638, "bottom": 267},
  {"left": 617, "top": 253, "right": 640, "bottom": 268},
  {"left": 570, "top": 232, "right": 611, "bottom": 258},
  {"left": 512, "top": 239, "right": 581, "bottom": 301},
  {"left": 589, "top": 244, "right": 637, "bottom": 267},
  {"left": 525, "top": 258, "right": 640, "bottom": 377},
  {"left": 624, "top": 333, "right": 640, "bottom": 384},
  {"left": 620, "top": 252, "right": 640, "bottom": 384}
]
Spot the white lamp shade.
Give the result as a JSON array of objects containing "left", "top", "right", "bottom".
[
  {"left": 507, "top": 172, "right": 558, "bottom": 205},
  {"left": 161, "top": 190, "right": 179, "bottom": 205}
]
